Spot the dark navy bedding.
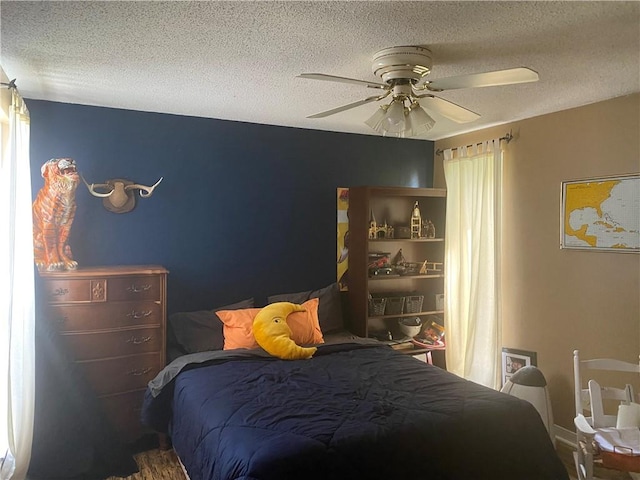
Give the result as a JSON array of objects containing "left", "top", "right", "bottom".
[{"left": 142, "top": 342, "right": 568, "bottom": 480}]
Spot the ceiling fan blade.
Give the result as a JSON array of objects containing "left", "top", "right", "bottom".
[
  {"left": 307, "top": 94, "right": 388, "bottom": 119},
  {"left": 298, "top": 73, "right": 388, "bottom": 90},
  {"left": 426, "top": 67, "right": 539, "bottom": 91},
  {"left": 419, "top": 96, "right": 480, "bottom": 123}
]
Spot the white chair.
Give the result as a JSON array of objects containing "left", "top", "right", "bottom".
[{"left": 573, "top": 349, "right": 640, "bottom": 480}]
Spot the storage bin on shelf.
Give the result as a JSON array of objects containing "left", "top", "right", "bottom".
[
  {"left": 384, "top": 296, "right": 405, "bottom": 316},
  {"left": 368, "top": 297, "right": 387, "bottom": 316},
  {"left": 403, "top": 295, "right": 424, "bottom": 314}
]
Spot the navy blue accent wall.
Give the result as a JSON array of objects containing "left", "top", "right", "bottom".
[{"left": 28, "top": 100, "right": 434, "bottom": 313}]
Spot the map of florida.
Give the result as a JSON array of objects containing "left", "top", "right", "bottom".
[{"left": 564, "top": 179, "right": 639, "bottom": 249}]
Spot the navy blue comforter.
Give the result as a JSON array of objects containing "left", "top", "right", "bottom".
[{"left": 142, "top": 342, "right": 568, "bottom": 480}]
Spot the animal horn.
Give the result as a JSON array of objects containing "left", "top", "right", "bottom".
[
  {"left": 126, "top": 177, "right": 163, "bottom": 198},
  {"left": 81, "top": 175, "right": 114, "bottom": 198}
]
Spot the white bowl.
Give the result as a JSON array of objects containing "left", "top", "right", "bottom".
[{"left": 398, "top": 318, "right": 422, "bottom": 337}]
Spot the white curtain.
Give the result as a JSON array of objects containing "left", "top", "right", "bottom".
[
  {"left": 443, "top": 139, "right": 503, "bottom": 389},
  {"left": 0, "top": 85, "right": 35, "bottom": 480}
]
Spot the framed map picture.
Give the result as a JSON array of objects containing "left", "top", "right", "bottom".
[{"left": 560, "top": 174, "right": 639, "bottom": 253}]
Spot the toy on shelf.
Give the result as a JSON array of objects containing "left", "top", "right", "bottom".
[
  {"left": 419, "top": 260, "right": 443, "bottom": 275},
  {"left": 410, "top": 201, "right": 421, "bottom": 239},
  {"left": 390, "top": 248, "right": 406, "bottom": 266},
  {"left": 425, "top": 219, "right": 436, "bottom": 238},
  {"left": 369, "top": 210, "right": 394, "bottom": 239},
  {"left": 368, "top": 251, "right": 393, "bottom": 276}
]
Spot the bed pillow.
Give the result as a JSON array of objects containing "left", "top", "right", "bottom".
[
  {"left": 218, "top": 297, "right": 323, "bottom": 350},
  {"left": 267, "top": 282, "right": 344, "bottom": 334},
  {"left": 253, "top": 302, "right": 318, "bottom": 360},
  {"left": 168, "top": 298, "right": 255, "bottom": 355}
]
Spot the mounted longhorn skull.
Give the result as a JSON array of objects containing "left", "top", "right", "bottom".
[{"left": 82, "top": 175, "right": 163, "bottom": 213}]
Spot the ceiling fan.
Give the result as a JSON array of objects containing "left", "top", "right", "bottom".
[{"left": 297, "top": 46, "right": 539, "bottom": 138}]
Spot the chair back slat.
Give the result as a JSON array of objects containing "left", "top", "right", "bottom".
[{"left": 574, "top": 350, "right": 639, "bottom": 424}]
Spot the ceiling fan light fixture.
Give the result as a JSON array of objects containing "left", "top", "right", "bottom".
[
  {"left": 366, "top": 99, "right": 434, "bottom": 138},
  {"left": 364, "top": 104, "right": 389, "bottom": 132},
  {"left": 365, "top": 100, "right": 408, "bottom": 136},
  {"left": 407, "top": 102, "right": 435, "bottom": 136},
  {"left": 381, "top": 99, "right": 406, "bottom": 134}
]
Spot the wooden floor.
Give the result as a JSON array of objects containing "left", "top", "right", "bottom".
[{"left": 107, "top": 442, "right": 630, "bottom": 480}]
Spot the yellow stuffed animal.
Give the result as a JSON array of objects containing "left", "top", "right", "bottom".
[{"left": 252, "top": 302, "right": 317, "bottom": 360}]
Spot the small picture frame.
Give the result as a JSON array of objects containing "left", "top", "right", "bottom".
[{"left": 501, "top": 348, "right": 537, "bottom": 386}]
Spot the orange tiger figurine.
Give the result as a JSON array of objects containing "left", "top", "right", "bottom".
[{"left": 32, "top": 158, "right": 80, "bottom": 271}]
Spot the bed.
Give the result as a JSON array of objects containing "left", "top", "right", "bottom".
[
  {"left": 142, "top": 284, "right": 568, "bottom": 479},
  {"left": 142, "top": 339, "right": 568, "bottom": 480}
]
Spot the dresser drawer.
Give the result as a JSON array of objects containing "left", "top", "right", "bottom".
[
  {"left": 43, "top": 275, "right": 161, "bottom": 304},
  {"left": 62, "top": 327, "right": 162, "bottom": 360},
  {"left": 50, "top": 302, "right": 162, "bottom": 332},
  {"left": 79, "top": 352, "right": 162, "bottom": 395},
  {"left": 100, "top": 390, "right": 146, "bottom": 441},
  {"left": 43, "top": 278, "right": 106, "bottom": 303},
  {"left": 107, "top": 276, "right": 162, "bottom": 302}
]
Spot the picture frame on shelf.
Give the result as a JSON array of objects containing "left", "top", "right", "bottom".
[{"left": 501, "top": 347, "right": 537, "bottom": 386}]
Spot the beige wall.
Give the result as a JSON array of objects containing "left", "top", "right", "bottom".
[{"left": 434, "top": 93, "right": 640, "bottom": 430}]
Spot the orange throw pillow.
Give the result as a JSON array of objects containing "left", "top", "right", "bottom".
[{"left": 217, "top": 298, "right": 324, "bottom": 350}]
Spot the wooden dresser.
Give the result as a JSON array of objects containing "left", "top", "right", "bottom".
[{"left": 39, "top": 265, "right": 168, "bottom": 443}]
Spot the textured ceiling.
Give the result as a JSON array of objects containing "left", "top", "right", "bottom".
[{"left": 1, "top": 1, "right": 639, "bottom": 141}]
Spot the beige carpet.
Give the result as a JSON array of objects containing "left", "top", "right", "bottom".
[{"left": 109, "top": 443, "right": 633, "bottom": 480}]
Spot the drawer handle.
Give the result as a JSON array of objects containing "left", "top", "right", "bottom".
[
  {"left": 126, "top": 310, "right": 152, "bottom": 319},
  {"left": 127, "top": 367, "right": 152, "bottom": 376},
  {"left": 126, "top": 336, "right": 152, "bottom": 345},
  {"left": 126, "top": 284, "right": 152, "bottom": 293},
  {"left": 51, "top": 288, "right": 69, "bottom": 297}
]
